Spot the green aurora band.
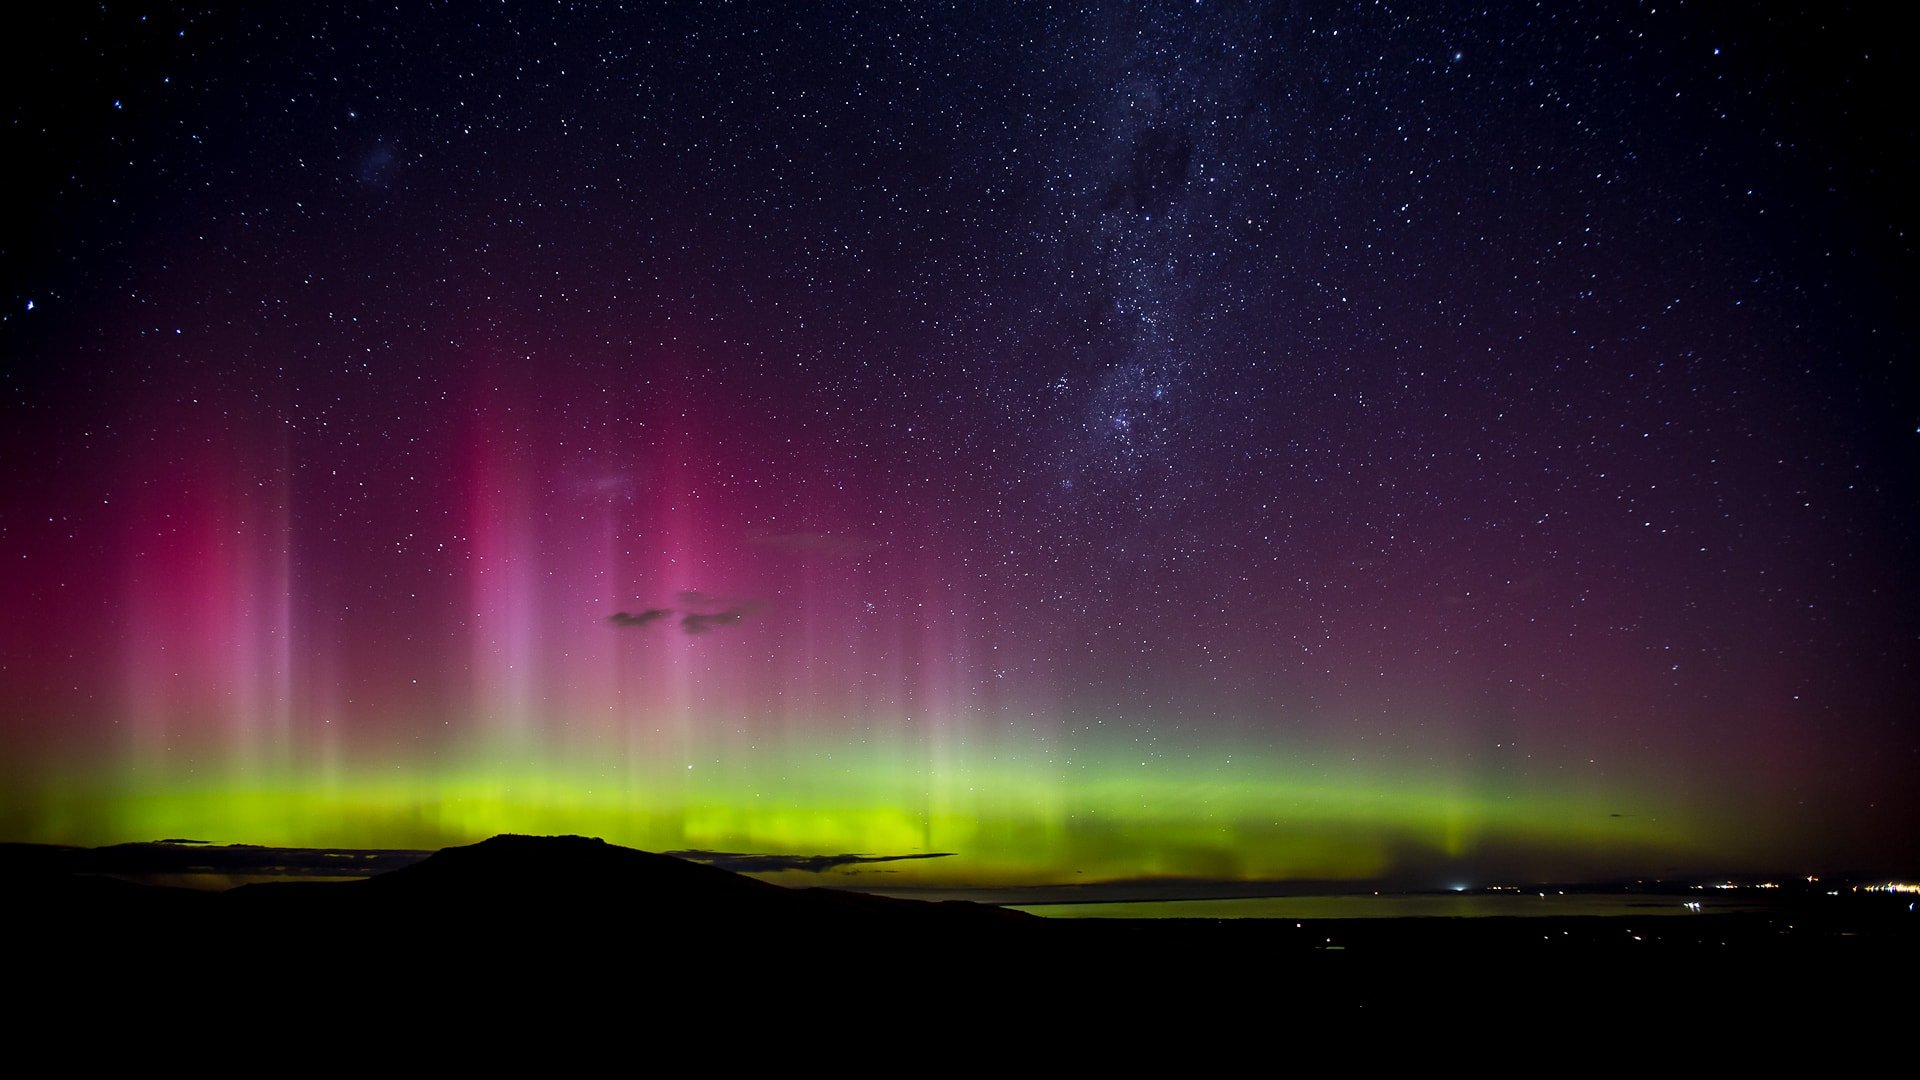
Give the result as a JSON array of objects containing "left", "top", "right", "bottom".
[{"left": 12, "top": 733, "right": 1716, "bottom": 885}]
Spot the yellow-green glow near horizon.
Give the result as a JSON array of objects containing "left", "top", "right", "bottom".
[{"left": 13, "top": 734, "right": 1709, "bottom": 885}]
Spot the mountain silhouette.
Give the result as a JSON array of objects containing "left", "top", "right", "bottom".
[
  {"left": 9, "top": 834, "right": 1913, "bottom": 992},
  {"left": 315, "top": 833, "right": 1037, "bottom": 932},
  {"left": 5, "top": 834, "right": 1911, "bottom": 1028},
  {"left": 7, "top": 833, "right": 1038, "bottom": 967}
]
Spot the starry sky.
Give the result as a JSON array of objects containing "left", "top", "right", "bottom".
[{"left": 2, "top": 2, "right": 1914, "bottom": 886}]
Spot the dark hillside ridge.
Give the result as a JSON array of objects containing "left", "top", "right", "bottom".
[{"left": 6, "top": 834, "right": 1911, "bottom": 976}]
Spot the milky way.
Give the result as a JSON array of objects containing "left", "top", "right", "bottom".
[{"left": 2, "top": 3, "right": 1913, "bottom": 884}]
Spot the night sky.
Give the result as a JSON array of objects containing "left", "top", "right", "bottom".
[{"left": 3, "top": 2, "right": 1915, "bottom": 887}]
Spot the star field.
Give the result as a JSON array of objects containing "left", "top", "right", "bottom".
[{"left": 1, "top": 2, "right": 1913, "bottom": 882}]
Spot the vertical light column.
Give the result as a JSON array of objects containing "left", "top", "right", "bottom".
[
  {"left": 465, "top": 416, "right": 540, "bottom": 751},
  {"left": 117, "top": 440, "right": 298, "bottom": 837}
]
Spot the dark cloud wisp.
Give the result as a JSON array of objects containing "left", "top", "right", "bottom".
[
  {"left": 667, "top": 850, "right": 956, "bottom": 874},
  {"left": 609, "top": 598, "right": 764, "bottom": 635},
  {"left": 608, "top": 609, "right": 675, "bottom": 628}
]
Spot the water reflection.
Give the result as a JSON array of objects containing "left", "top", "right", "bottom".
[{"left": 1010, "top": 894, "right": 1779, "bottom": 919}]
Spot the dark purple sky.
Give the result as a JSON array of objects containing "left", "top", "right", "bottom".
[{"left": 2, "top": 3, "right": 1914, "bottom": 883}]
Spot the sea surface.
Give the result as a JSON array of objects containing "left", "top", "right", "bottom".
[{"left": 1007, "top": 893, "right": 1781, "bottom": 919}]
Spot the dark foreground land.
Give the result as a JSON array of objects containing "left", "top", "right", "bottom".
[{"left": 7, "top": 835, "right": 1914, "bottom": 1038}]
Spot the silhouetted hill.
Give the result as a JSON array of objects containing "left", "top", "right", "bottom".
[
  {"left": 290, "top": 832, "right": 1038, "bottom": 932},
  {"left": 202, "top": 833, "right": 1035, "bottom": 957},
  {"left": 358, "top": 832, "right": 789, "bottom": 904},
  {"left": 5, "top": 834, "right": 1917, "bottom": 1031},
  {"left": 7, "top": 831, "right": 1914, "bottom": 1014},
  {"left": 5, "top": 833, "right": 1040, "bottom": 957}
]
